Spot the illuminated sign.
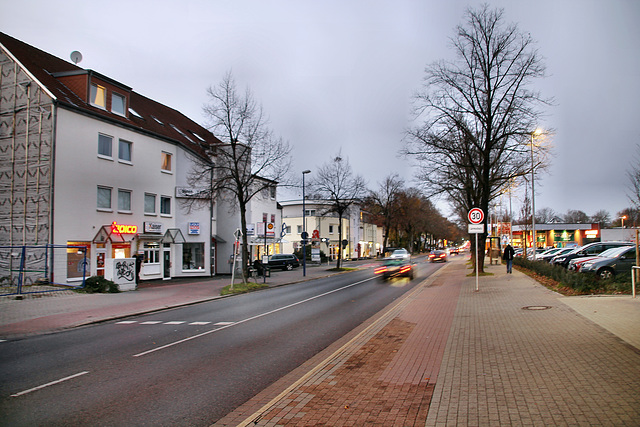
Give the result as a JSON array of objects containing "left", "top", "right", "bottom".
[
  {"left": 585, "top": 229, "right": 599, "bottom": 238},
  {"left": 144, "top": 222, "right": 163, "bottom": 234},
  {"left": 111, "top": 221, "right": 138, "bottom": 235}
]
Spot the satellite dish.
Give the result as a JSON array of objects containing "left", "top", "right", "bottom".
[{"left": 70, "top": 51, "right": 83, "bottom": 64}]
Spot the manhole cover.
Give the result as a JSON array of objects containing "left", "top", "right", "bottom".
[{"left": 522, "top": 306, "right": 552, "bottom": 310}]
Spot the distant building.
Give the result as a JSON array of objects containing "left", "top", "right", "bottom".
[{"left": 511, "top": 223, "right": 602, "bottom": 248}]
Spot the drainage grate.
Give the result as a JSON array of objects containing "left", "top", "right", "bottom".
[{"left": 522, "top": 305, "right": 552, "bottom": 310}]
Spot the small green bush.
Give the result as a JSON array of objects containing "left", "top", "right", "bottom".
[
  {"left": 221, "top": 281, "right": 269, "bottom": 296},
  {"left": 81, "top": 276, "right": 119, "bottom": 293}
]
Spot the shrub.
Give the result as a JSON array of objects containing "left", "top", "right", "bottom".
[
  {"left": 82, "top": 276, "right": 119, "bottom": 293},
  {"left": 513, "top": 257, "right": 631, "bottom": 295}
]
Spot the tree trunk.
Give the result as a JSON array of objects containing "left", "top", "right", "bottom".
[
  {"left": 239, "top": 201, "right": 249, "bottom": 283},
  {"left": 336, "top": 220, "right": 343, "bottom": 269}
]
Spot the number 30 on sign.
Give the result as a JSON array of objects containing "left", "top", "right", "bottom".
[{"left": 468, "top": 208, "right": 484, "bottom": 224}]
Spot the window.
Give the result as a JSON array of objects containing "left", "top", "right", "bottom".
[
  {"left": 297, "top": 225, "right": 302, "bottom": 234},
  {"left": 329, "top": 225, "right": 334, "bottom": 234},
  {"left": 98, "top": 134, "right": 113, "bottom": 158},
  {"left": 182, "top": 243, "right": 204, "bottom": 270},
  {"left": 305, "top": 209, "right": 316, "bottom": 216},
  {"left": 111, "top": 92, "right": 126, "bottom": 115},
  {"left": 160, "top": 196, "right": 171, "bottom": 215},
  {"left": 144, "top": 193, "right": 156, "bottom": 214},
  {"left": 118, "top": 139, "right": 132, "bottom": 163},
  {"left": 118, "top": 189, "right": 132, "bottom": 212},
  {"left": 67, "top": 242, "right": 90, "bottom": 280},
  {"left": 90, "top": 84, "right": 106, "bottom": 108},
  {"left": 285, "top": 225, "right": 291, "bottom": 234},
  {"left": 143, "top": 242, "right": 160, "bottom": 264},
  {"left": 97, "top": 186, "right": 112, "bottom": 210},
  {"left": 161, "top": 152, "right": 172, "bottom": 173},
  {"left": 270, "top": 186, "right": 276, "bottom": 199}
]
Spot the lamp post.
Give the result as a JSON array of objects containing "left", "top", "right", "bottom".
[
  {"left": 530, "top": 129, "right": 542, "bottom": 260},
  {"left": 302, "top": 170, "right": 311, "bottom": 276},
  {"left": 621, "top": 215, "right": 627, "bottom": 228}
]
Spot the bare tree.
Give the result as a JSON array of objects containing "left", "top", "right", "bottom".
[
  {"left": 591, "top": 210, "right": 611, "bottom": 227},
  {"left": 628, "top": 144, "right": 640, "bottom": 210},
  {"left": 405, "top": 5, "right": 551, "bottom": 272},
  {"left": 536, "top": 207, "right": 561, "bottom": 224},
  {"left": 366, "top": 174, "right": 405, "bottom": 251},
  {"left": 311, "top": 153, "right": 367, "bottom": 269},
  {"left": 187, "top": 71, "right": 292, "bottom": 280},
  {"left": 563, "top": 210, "right": 590, "bottom": 224}
]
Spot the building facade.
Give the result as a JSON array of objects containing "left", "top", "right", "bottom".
[{"left": 0, "top": 32, "right": 226, "bottom": 284}]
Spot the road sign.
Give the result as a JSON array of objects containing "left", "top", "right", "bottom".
[
  {"left": 468, "top": 224, "right": 485, "bottom": 234},
  {"left": 468, "top": 208, "right": 484, "bottom": 224}
]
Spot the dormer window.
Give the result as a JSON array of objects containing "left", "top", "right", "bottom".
[
  {"left": 111, "top": 92, "right": 126, "bottom": 116},
  {"left": 90, "top": 84, "right": 106, "bottom": 109}
]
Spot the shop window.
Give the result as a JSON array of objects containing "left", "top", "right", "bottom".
[
  {"left": 160, "top": 196, "right": 171, "bottom": 215},
  {"left": 144, "top": 193, "right": 156, "bottom": 215},
  {"left": 118, "top": 189, "right": 132, "bottom": 212},
  {"left": 161, "top": 152, "right": 172, "bottom": 173},
  {"left": 90, "top": 83, "right": 106, "bottom": 109},
  {"left": 143, "top": 242, "right": 160, "bottom": 264},
  {"left": 118, "top": 139, "right": 132, "bottom": 163},
  {"left": 97, "top": 186, "right": 112, "bottom": 210},
  {"left": 98, "top": 134, "right": 113, "bottom": 158},
  {"left": 112, "top": 92, "right": 126, "bottom": 115},
  {"left": 67, "top": 242, "right": 90, "bottom": 280},
  {"left": 183, "top": 243, "right": 204, "bottom": 270}
]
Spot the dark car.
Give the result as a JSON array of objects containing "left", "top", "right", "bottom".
[
  {"left": 580, "top": 245, "right": 638, "bottom": 279},
  {"left": 266, "top": 254, "right": 300, "bottom": 271},
  {"left": 550, "top": 241, "right": 633, "bottom": 268},
  {"left": 375, "top": 258, "right": 414, "bottom": 280},
  {"left": 429, "top": 250, "right": 447, "bottom": 263}
]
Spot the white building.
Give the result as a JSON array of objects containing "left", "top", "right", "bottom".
[
  {"left": 279, "top": 199, "right": 381, "bottom": 260},
  {"left": 0, "top": 32, "right": 225, "bottom": 284}
]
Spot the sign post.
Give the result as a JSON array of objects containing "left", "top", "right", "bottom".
[{"left": 468, "top": 208, "right": 485, "bottom": 292}]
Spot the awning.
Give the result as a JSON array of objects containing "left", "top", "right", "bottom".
[
  {"left": 162, "top": 228, "right": 186, "bottom": 244},
  {"left": 212, "top": 234, "right": 227, "bottom": 243},
  {"left": 92, "top": 224, "right": 126, "bottom": 243}
]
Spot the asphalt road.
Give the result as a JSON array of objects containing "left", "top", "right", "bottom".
[{"left": 0, "top": 257, "right": 443, "bottom": 426}]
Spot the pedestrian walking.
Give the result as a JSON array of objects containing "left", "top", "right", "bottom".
[{"left": 502, "top": 243, "right": 515, "bottom": 273}]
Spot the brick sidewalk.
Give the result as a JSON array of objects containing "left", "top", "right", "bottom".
[{"left": 217, "top": 260, "right": 640, "bottom": 426}]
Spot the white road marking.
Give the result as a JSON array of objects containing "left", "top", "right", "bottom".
[
  {"left": 140, "top": 321, "right": 163, "bottom": 325},
  {"left": 133, "top": 277, "right": 375, "bottom": 358},
  {"left": 164, "top": 321, "right": 185, "bottom": 325},
  {"left": 11, "top": 371, "right": 89, "bottom": 397},
  {"left": 189, "top": 321, "right": 211, "bottom": 325},
  {"left": 116, "top": 321, "right": 137, "bottom": 324},
  {"left": 213, "top": 321, "right": 234, "bottom": 326}
]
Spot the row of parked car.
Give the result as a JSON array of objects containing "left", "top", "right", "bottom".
[{"left": 523, "top": 241, "right": 638, "bottom": 279}]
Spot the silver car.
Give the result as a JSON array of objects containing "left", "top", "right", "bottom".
[{"left": 580, "top": 246, "right": 638, "bottom": 279}]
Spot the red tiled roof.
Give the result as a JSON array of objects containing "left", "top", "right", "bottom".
[{"left": 0, "top": 32, "right": 221, "bottom": 157}]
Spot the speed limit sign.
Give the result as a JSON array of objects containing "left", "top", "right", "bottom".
[{"left": 468, "top": 208, "right": 484, "bottom": 224}]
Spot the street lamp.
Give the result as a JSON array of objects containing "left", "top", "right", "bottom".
[
  {"left": 302, "top": 170, "right": 311, "bottom": 276},
  {"left": 621, "top": 215, "right": 627, "bottom": 228},
  {"left": 530, "top": 129, "right": 542, "bottom": 260}
]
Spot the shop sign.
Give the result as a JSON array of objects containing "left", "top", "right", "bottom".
[
  {"left": 585, "top": 229, "right": 599, "bottom": 238},
  {"left": 111, "top": 221, "right": 138, "bottom": 235},
  {"left": 256, "top": 222, "right": 275, "bottom": 237},
  {"left": 188, "top": 222, "right": 200, "bottom": 235},
  {"left": 554, "top": 230, "right": 574, "bottom": 241},
  {"left": 144, "top": 222, "right": 163, "bottom": 234}
]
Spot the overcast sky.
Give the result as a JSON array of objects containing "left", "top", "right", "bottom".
[{"left": 2, "top": 0, "right": 638, "bottom": 221}]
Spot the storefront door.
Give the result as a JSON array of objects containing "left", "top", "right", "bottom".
[
  {"left": 96, "top": 249, "right": 106, "bottom": 276},
  {"left": 163, "top": 247, "right": 171, "bottom": 279}
]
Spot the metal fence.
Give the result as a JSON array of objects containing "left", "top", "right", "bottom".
[{"left": 0, "top": 245, "right": 86, "bottom": 296}]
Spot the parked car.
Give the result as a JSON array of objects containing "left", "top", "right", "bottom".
[
  {"left": 429, "top": 250, "right": 447, "bottom": 263},
  {"left": 375, "top": 257, "right": 415, "bottom": 280},
  {"left": 527, "top": 248, "right": 547, "bottom": 260},
  {"left": 580, "top": 246, "right": 638, "bottom": 279},
  {"left": 266, "top": 254, "right": 300, "bottom": 270},
  {"left": 537, "top": 247, "right": 574, "bottom": 263},
  {"left": 550, "top": 242, "right": 633, "bottom": 268}
]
